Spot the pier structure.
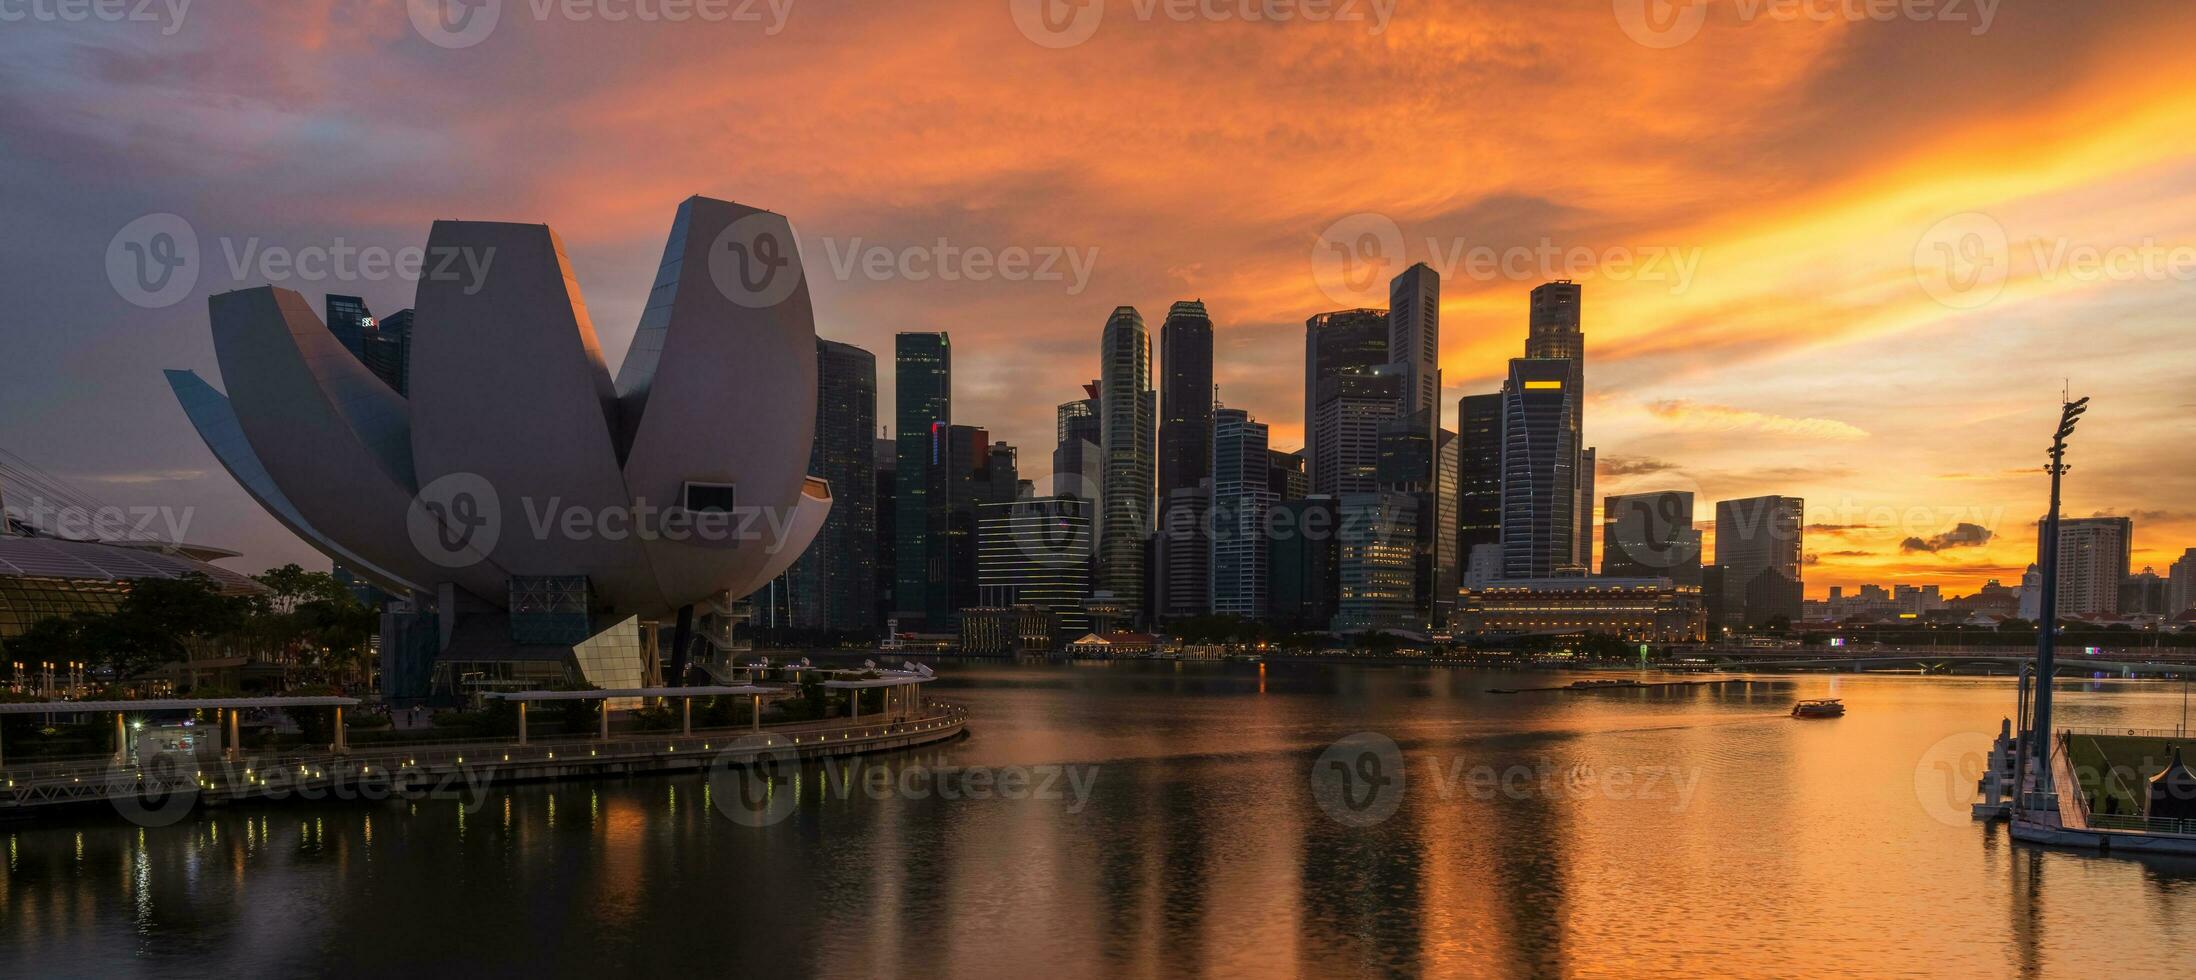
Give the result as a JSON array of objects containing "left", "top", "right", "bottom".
[{"left": 0, "top": 672, "right": 963, "bottom": 817}]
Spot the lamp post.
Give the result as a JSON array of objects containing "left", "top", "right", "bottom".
[{"left": 2028, "top": 395, "right": 2088, "bottom": 806}]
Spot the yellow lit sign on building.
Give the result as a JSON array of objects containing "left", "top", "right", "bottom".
[{"left": 1523, "top": 380, "right": 1563, "bottom": 390}]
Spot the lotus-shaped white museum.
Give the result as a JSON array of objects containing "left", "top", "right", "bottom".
[{"left": 167, "top": 196, "right": 830, "bottom": 699}]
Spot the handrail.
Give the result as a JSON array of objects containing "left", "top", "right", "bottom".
[{"left": 0, "top": 703, "right": 967, "bottom": 789}]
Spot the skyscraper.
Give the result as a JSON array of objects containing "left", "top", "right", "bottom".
[
  {"left": 1311, "top": 366, "right": 1403, "bottom": 496},
  {"left": 1154, "top": 484, "right": 1210, "bottom": 620},
  {"left": 1335, "top": 491, "right": 1420, "bottom": 633},
  {"left": 1602, "top": 490, "right": 1702, "bottom": 586},
  {"left": 1525, "top": 281, "right": 1593, "bottom": 569},
  {"left": 2168, "top": 548, "right": 2196, "bottom": 616},
  {"left": 1526, "top": 280, "right": 1583, "bottom": 361},
  {"left": 874, "top": 438, "right": 896, "bottom": 630},
  {"left": 1097, "top": 307, "right": 1155, "bottom": 618},
  {"left": 1269, "top": 496, "right": 1340, "bottom": 631},
  {"left": 945, "top": 426, "right": 1017, "bottom": 624},
  {"left": 1456, "top": 392, "right": 1503, "bottom": 564},
  {"left": 1158, "top": 300, "right": 1214, "bottom": 502},
  {"left": 785, "top": 338, "right": 877, "bottom": 631},
  {"left": 1432, "top": 428, "right": 1459, "bottom": 628},
  {"left": 1499, "top": 358, "right": 1584, "bottom": 578},
  {"left": 2040, "top": 515, "right": 2132, "bottom": 616},
  {"left": 1266, "top": 449, "right": 1308, "bottom": 502},
  {"left": 894, "top": 332, "right": 951, "bottom": 630},
  {"left": 325, "top": 294, "right": 372, "bottom": 358},
  {"left": 1210, "top": 407, "right": 1273, "bottom": 619},
  {"left": 360, "top": 308, "right": 413, "bottom": 395},
  {"left": 1716, "top": 495, "right": 1805, "bottom": 626},
  {"left": 1388, "top": 263, "right": 1441, "bottom": 442},
  {"left": 1304, "top": 309, "right": 1390, "bottom": 486},
  {"left": 1053, "top": 385, "right": 1102, "bottom": 499},
  {"left": 977, "top": 495, "right": 1093, "bottom": 638}
]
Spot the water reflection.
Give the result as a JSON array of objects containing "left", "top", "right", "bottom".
[{"left": 4, "top": 666, "right": 2196, "bottom": 976}]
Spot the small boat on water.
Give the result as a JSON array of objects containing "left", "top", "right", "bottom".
[
  {"left": 1791, "top": 698, "right": 1845, "bottom": 719},
  {"left": 1568, "top": 679, "right": 1641, "bottom": 690}
]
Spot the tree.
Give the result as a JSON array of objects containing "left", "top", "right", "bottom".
[
  {"left": 2, "top": 615, "right": 99, "bottom": 671},
  {"left": 253, "top": 564, "right": 350, "bottom": 614},
  {"left": 102, "top": 574, "right": 253, "bottom": 677}
]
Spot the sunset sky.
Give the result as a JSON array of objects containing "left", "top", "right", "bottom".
[{"left": 1, "top": 0, "right": 2191, "bottom": 596}]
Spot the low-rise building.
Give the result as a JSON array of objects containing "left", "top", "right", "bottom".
[
  {"left": 959, "top": 605, "right": 1057, "bottom": 655},
  {"left": 1457, "top": 576, "right": 1706, "bottom": 642}
]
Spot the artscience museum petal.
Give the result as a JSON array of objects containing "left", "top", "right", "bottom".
[{"left": 168, "top": 196, "right": 831, "bottom": 703}]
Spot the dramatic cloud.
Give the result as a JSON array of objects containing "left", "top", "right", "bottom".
[
  {"left": 1599, "top": 455, "right": 1679, "bottom": 476},
  {"left": 1642, "top": 400, "right": 1870, "bottom": 440},
  {"left": 0, "top": 1, "right": 2192, "bottom": 597},
  {"left": 1901, "top": 523, "right": 1995, "bottom": 554}
]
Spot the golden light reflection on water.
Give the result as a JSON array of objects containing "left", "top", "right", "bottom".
[{"left": 6, "top": 666, "right": 2196, "bottom": 975}]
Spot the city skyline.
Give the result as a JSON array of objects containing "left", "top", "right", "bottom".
[{"left": 3, "top": 3, "right": 2193, "bottom": 597}]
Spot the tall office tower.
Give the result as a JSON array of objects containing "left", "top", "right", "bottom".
[
  {"left": 874, "top": 438, "right": 896, "bottom": 631},
  {"left": 1267, "top": 449, "right": 1308, "bottom": 502},
  {"left": 1312, "top": 366, "right": 1404, "bottom": 496},
  {"left": 1158, "top": 301, "right": 1215, "bottom": 502},
  {"left": 1432, "top": 429, "right": 1459, "bottom": 627},
  {"left": 1335, "top": 491, "right": 1421, "bottom": 633},
  {"left": 1154, "top": 484, "right": 1211, "bottom": 620},
  {"left": 1054, "top": 385, "right": 1102, "bottom": 498},
  {"left": 1376, "top": 419, "right": 1434, "bottom": 628},
  {"left": 1526, "top": 281, "right": 1591, "bottom": 571},
  {"left": 1098, "top": 307, "right": 1156, "bottom": 618},
  {"left": 2039, "top": 515, "right": 2132, "bottom": 616},
  {"left": 325, "top": 294, "right": 373, "bottom": 358},
  {"left": 894, "top": 332, "right": 951, "bottom": 630},
  {"left": 1456, "top": 393, "right": 1503, "bottom": 563},
  {"left": 1210, "top": 408, "right": 1273, "bottom": 619},
  {"left": 1577, "top": 447, "right": 1596, "bottom": 572},
  {"left": 2168, "top": 548, "right": 2196, "bottom": 615},
  {"left": 1304, "top": 309, "right": 1390, "bottom": 487},
  {"left": 783, "top": 339, "right": 878, "bottom": 631},
  {"left": 1269, "top": 496, "right": 1340, "bottom": 630},
  {"left": 360, "top": 308, "right": 414, "bottom": 394},
  {"left": 1526, "top": 280, "right": 1583, "bottom": 360},
  {"left": 1716, "top": 496, "right": 1805, "bottom": 626},
  {"left": 1499, "top": 359, "right": 1584, "bottom": 578},
  {"left": 1603, "top": 490, "right": 1703, "bottom": 585},
  {"left": 1700, "top": 564, "right": 1731, "bottom": 635},
  {"left": 977, "top": 495, "right": 1094, "bottom": 637},
  {"left": 1388, "top": 263, "right": 1441, "bottom": 441},
  {"left": 944, "top": 425, "right": 1018, "bottom": 624}
]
